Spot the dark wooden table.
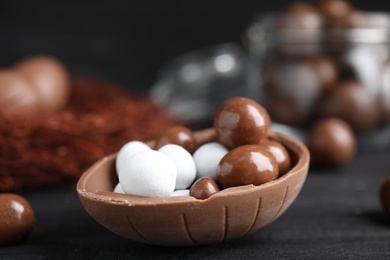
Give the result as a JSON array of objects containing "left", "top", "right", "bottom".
[
  {"left": 2, "top": 146, "right": 390, "bottom": 259},
  {"left": 1, "top": 2, "right": 390, "bottom": 259}
]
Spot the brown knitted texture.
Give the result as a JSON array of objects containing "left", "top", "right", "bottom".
[{"left": 0, "top": 76, "right": 177, "bottom": 191}]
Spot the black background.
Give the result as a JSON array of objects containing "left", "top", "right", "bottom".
[
  {"left": 1, "top": 0, "right": 389, "bottom": 91},
  {"left": 2, "top": 1, "right": 390, "bottom": 259}
]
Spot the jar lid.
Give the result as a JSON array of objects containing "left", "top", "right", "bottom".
[{"left": 247, "top": 12, "right": 390, "bottom": 45}]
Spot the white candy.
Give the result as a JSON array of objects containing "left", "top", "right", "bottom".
[
  {"left": 193, "top": 142, "right": 229, "bottom": 180},
  {"left": 113, "top": 183, "right": 125, "bottom": 194},
  {"left": 118, "top": 150, "right": 177, "bottom": 198},
  {"left": 170, "top": 189, "right": 190, "bottom": 197},
  {"left": 116, "top": 141, "right": 151, "bottom": 174},
  {"left": 158, "top": 144, "right": 196, "bottom": 189}
]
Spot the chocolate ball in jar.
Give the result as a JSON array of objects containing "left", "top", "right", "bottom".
[
  {"left": 0, "top": 193, "right": 35, "bottom": 245},
  {"left": 316, "top": 0, "right": 362, "bottom": 29},
  {"left": 317, "top": 80, "right": 381, "bottom": 133},
  {"left": 278, "top": 1, "right": 323, "bottom": 30},
  {"left": 304, "top": 55, "right": 338, "bottom": 93},
  {"left": 270, "top": 3, "right": 323, "bottom": 57},
  {"left": 266, "top": 93, "right": 309, "bottom": 127},
  {"left": 307, "top": 117, "right": 356, "bottom": 167},
  {"left": 214, "top": 97, "right": 271, "bottom": 149},
  {"left": 317, "top": 0, "right": 354, "bottom": 20},
  {"left": 265, "top": 55, "right": 338, "bottom": 127},
  {"left": 320, "top": 0, "right": 370, "bottom": 29},
  {"left": 266, "top": 55, "right": 338, "bottom": 91},
  {"left": 264, "top": 61, "right": 315, "bottom": 128}
]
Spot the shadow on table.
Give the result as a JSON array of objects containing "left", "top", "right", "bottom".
[{"left": 359, "top": 210, "right": 390, "bottom": 227}]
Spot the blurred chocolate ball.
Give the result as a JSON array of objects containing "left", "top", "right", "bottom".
[
  {"left": 0, "top": 70, "right": 41, "bottom": 114},
  {"left": 267, "top": 93, "right": 309, "bottom": 127},
  {"left": 317, "top": 0, "right": 354, "bottom": 20},
  {"left": 278, "top": 1, "right": 323, "bottom": 30},
  {"left": 307, "top": 117, "right": 356, "bottom": 167},
  {"left": 15, "top": 55, "right": 71, "bottom": 113},
  {"left": 265, "top": 55, "right": 337, "bottom": 94},
  {"left": 316, "top": 0, "right": 368, "bottom": 29},
  {"left": 317, "top": 80, "right": 381, "bottom": 132},
  {"left": 264, "top": 56, "right": 336, "bottom": 127},
  {"left": 304, "top": 55, "right": 338, "bottom": 92}
]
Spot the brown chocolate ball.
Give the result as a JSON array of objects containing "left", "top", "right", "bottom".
[
  {"left": 264, "top": 56, "right": 336, "bottom": 127},
  {"left": 15, "top": 55, "right": 71, "bottom": 113},
  {"left": 317, "top": 0, "right": 354, "bottom": 20},
  {"left": 262, "top": 139, "right": 292, "bottom": 177},
  {"left": 154, "top": 125, "right": 198, "bottom": 154},
  {"left": 317, "top": 80, "right": 381, "bottom": 133},
  {"left": 380, "top": 176, "right": 390, "bottom": 215},
  {"left": 267, "top": 93, "right": 311, "bottom": 128},
  {"left": 214, "top": 97, "right": 271, "bottom": 149},
  {"left": 317, "top": 0, "right": 368, "bottom": 29},
  {"left": 307, "top": 117, "right": 356, "bottom": 167},
  {"left": 0, "top": 193, "right": 35, "bottom": 245},
  {"left": 304, "top": 55, "right": 338, "bottom": 92},
  {"left": 279, "top": 1, "right": 323, "bottom": 30},
  {"left": 189, "top": 177, "right": 220, "bottom": 200},
  {"left": 217, "top": 145, "right": 279, "bottom": 188},
  {"left": 0, "top": 70, "right": 41, "bottom": 114},
  {"left": 319, "top": 81, "right": 380, "bottom": 132}
]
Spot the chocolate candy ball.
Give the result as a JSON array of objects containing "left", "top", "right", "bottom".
[
  {"left": 307, "top": 117, "right": 356, "bottom": 167},
  {"left": 267, "top": 93, "right": 309, "bottom": 127},
  {"left": 316, "top": 0, "right": 366, "bottom": 29},
  {"left": 262, "top": 139, "right": 291, "bottom": 177},
  {"left": 265, "top": 55, "right": 337, "bottom": 127},
  {"left": 217, "top": 145, "right": 279, "bottom": 189},
  {"left": 190, "top": 177, "right": 220, "bottom": 200},
  {"left": 317, "top": 80, "right": 381, "bottom": 133},
  {"left": 304, "top": 55, "right": 338, "bottom": 92},
  {"left": 317, "top": 0, "right": 354, "bottom": 21},
  {"left": 279, "top": 1, "right": 323, "bottom": 30},
  {"left": 154, "top": 125, "right": 198, "bottom": 154},
  {"left": 214, "top": 97, "right": 271, "bottom": 149},
  {"left": 0, "top": 193, "right": 35, "bottom": 245},
  {"left": 380, "top": 176, "right": 390, "bottom": 215},
  {"left": 15, "top": 55, "right": 71, "bottom": 113},
  {"left": 0, "top": 70, "right": 41, "bottom": 114}
]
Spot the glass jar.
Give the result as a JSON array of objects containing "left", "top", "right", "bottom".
[
  {"left": 149, "top": 43, "right": 252, "bottom": 129},
  {"left": 246, "top": 12, "right": 390, "bottom": 149}
]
